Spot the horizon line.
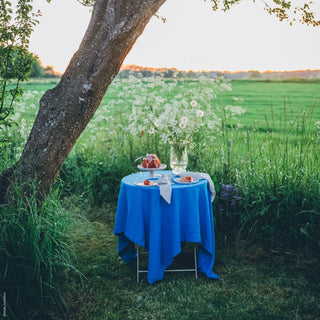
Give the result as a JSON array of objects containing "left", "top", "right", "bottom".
[{"left": 120, "top": 64, "right": 320, "bottom": 74}]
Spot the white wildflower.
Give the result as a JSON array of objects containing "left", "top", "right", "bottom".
[
  {"left": 180, "top": 116, "right": 189, "bottom": 124},
  {"left": 196, "top": 110, "right": 204, "bottom": 118},
  {"left": 190, "top": 100, "right": 197, "bottom": 107},
  {"left": 225, "top": 105, "right": 245, "bottom": 116},
  {"left": 179, "top": 122, "right": 186, "bottom": 129},
  {"left": 221, "top": 83, "right": 232, "bottom": 91}
]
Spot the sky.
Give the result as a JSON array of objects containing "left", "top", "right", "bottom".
[{"left": 27, "top": 0, "right": 320, "bottom": 73}]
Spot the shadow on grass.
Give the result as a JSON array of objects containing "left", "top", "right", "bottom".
[{"left": 59, "top": 204, "right": 320, "bottom": 320}]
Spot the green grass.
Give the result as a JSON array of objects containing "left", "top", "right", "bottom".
[
  {"left": 13, "top": 78, "right": 320, "bottom": 133},
  {"left": 60, "top": 207, "right": 320, "bottom": 320},
  {"left": 2, "top": 78, "right": 320, "bottom": 318},
  {"left": 217, "top": 80, "right": 320, "bottom": 130},
  {"left": 4, "top": 77, "right": 319, "bottom": 249},
  {"left": 0, "top": 185, "right": 80, "bottom": 320}
]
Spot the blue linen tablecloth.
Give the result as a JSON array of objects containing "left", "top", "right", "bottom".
[{"left": 113, "top": 170, "right": 219, "bottom": 284}]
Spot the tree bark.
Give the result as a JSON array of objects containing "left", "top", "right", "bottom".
[{"left": 0, "top": 0, "right": 166, "bottom": 205}]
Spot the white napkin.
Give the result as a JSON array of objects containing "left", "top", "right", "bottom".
[
  {"left": 158, "top": 174, "right": 173, "bottom": 204},
  {"left": 177, "top": 172, "right": 216, "bottom": 202}
]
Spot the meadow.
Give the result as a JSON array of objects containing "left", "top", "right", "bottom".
[
  {"left": 13, "top": 78, "right": 320, "bottom": 131},
  {"left": 1, "top": 77, "right": 319, "bottom": 319}
]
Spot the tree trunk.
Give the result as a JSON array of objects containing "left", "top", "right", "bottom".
[{"left": 0, "top": 0, "right": 166, "bottom": 205}]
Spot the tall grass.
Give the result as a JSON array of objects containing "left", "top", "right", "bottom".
[
  {"left": 60, "top": 147, "right": 136, "bottom": 205},
  {"left": 0, "top": 182, "right": 80, "bottom": 319},
  {"left": 2, "top": 78, "right": 320, "bottom": 251},
  {"left": 60, "top": 77, "right": 320, "bottom": 250},
  {"left": 214, "top": 104, "right": 320, "bottom": 250}
]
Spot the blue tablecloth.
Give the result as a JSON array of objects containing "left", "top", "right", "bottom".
[{"left": 113, "top": 171, "right": 219, "bottom": 284}]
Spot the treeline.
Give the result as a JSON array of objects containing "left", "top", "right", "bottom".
[
  {"left": 30, "top": 56, "right": 61, "bottom": 78},
  {"left": 30, "top": 58, "right": 320, "bottom": 81},
  {"left": 118, "top": 64, "right": 320, "bottom": 81}
]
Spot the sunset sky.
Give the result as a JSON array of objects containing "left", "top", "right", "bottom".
[{"left": 28, "top": 0, "right": 320, "bottom": 73}]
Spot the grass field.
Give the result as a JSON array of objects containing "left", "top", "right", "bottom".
[
  {"left": 2, "top": 77, "right": 320, "bottom": 319},
  {"left": 17, "top": 78, "right": 320, "bottom": 132},
  {"left": 61, "top": 205, "right": 320, "bottom": 320},
  {"left": 218, "top": 80, "right": 320, "bottom": 130},
  {"left": 9, "top": 77, "right": 320, "bottom": 247}
]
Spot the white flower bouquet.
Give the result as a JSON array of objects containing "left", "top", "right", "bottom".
[{"left": 127, "top": 76, "right": 236, "bottom": 148}]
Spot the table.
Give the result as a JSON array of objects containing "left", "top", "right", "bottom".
[{"left": 113, "top": 171, "right": 219, "bottom": 284}]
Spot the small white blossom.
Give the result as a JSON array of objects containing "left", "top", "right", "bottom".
[
  {"left": 225, "top": 105, "right": 245, "bottom": 116},
  {"left": 196, "top": 110, "right": 204, "bottom": 118},
  {"left": 179, "top": 122, "right": 186, "bottom": 129},
  {"left": 190, "top": 100, "right": 197, "bottom": 107},
  {"left": 221, "top": 83, "right": 232, "bottom": 91},
  {"left": 180, "top": 116, "right": 189, "bottom": 124}
]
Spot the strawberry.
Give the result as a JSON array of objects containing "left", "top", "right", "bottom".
[{"left": 143, "top": 180, "right": 153, "bottom": 186}]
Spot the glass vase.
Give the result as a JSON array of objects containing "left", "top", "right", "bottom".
[{"left": 170, "top": 142, "right": 188, "bottom": 174}]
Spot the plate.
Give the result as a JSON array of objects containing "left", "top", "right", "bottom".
[
  {"left": 173, "top": 177, "right": 199, "bottom": 184},
  {"left": 137, "top": 164, "right": 167, "bottom": 171},
  {"left": 135, "top": 180, "right": 158, "bottom": 187}
]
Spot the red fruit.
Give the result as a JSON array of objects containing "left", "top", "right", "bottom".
[
  {"left": 181, "top": 176, "right": 193, "bottom": 182},
  {"left": 142, "top": 154, "right": 161, "bottom": 168},
  {"left": 143, "top": 180, "right": 153, "bottom": 185}
]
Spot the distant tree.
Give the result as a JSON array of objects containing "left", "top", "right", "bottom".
[
  {"left": 30, "top": 56, "right": 45, "bottom": 77},
  {"left": 140, "top": 70, "right": 154, "bottom": 77},
  {"left": 117, "top": 69, "right": 132, "bottom": 78},
  {"left": 163, "top": 69, "right": 174, "bottom": 78},
  {"left": 1, "top": 0, "right": 319, "bottom": 205},
  {"left": 44, "top": 65, "right": 60, "bottom": 77},
  {"left": 250, "top": 70, "right": 262, "bottom": 79}
]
